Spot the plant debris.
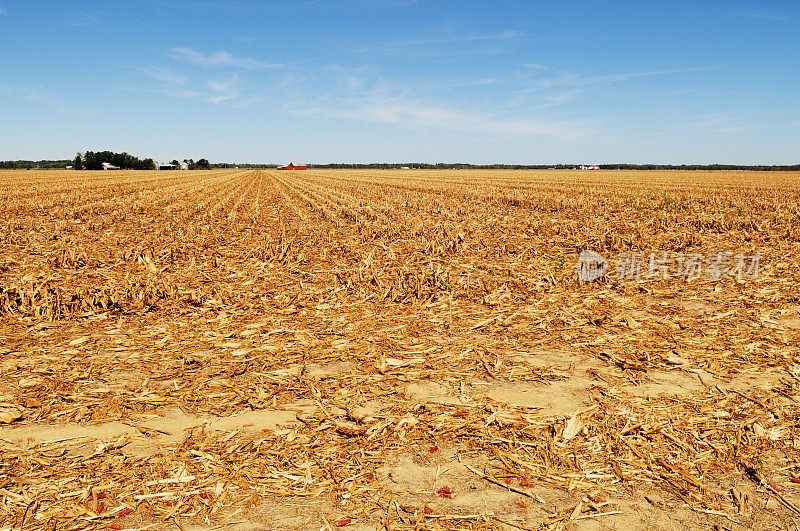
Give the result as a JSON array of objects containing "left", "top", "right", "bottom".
[{"left": 1, "top": 168, "right": 799, "bottom": 529}]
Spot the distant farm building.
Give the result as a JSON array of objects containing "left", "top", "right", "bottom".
[
  {"left": 180, "top": 162, "right": 189, "bottom": 170},
  {"left": 277, "top": 163, "right": 307, "bottom": 170},
  {"left": 156, "top": 161, "right": 176, "bottom": 170},
  {"left": 102, "top": 162, "right": 120, "bottom": 170},
  {"left": 580, "top": 165, "right": 600, "bottom": 170}
]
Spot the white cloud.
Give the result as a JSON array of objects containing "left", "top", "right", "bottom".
[
  {"left": 294, "top": 95, "right": 591, "bottom": 139},
  {"left": 521, "top": 63, "right": 549, "bottom": 70},
  {"left": 325, "top": 64, "right": 375, "bottom": 91},
  {"left": 229, "top": 95, "right": 264, "bottom": 109},
  {"left": 357, "top": 30, "right": 524, "bottom": 54},
  {"left": 206, "top": 76, "right": 240, "bottom": 103},
  {"left": 169, "top": 47, "right": 281, "bottom": 69},
  {"left": 710, "top": 126, "right": 749, "bottom": 134},
  {"left": 402, "top": 30, "right": 524, "bottom": 46},
  {"left": 501, "top": 30, "right": 523, "bottom": 39},
  {"left": 141, "top": 66, "right": 187, "bottom": 85},
  {"left": 0, "top": 85, "right": 81, "bottom": 114},
  {"left": 539, "top": 90, "right": 580, "bottom": 107},
  {"left": 125, "top": 71, "right": 260, "bottom": 107},
  {"left": 534, "top": 67, "right": 710, "bottom": 89},
  {"left": 121, "top": 87, "right": 202, "bottom": 99},
  {"left": 170, "top": 89, "right": 202, "bottom": 98},
  {"left": 689, "top": 115, "right": 750, "bottom": 135}
]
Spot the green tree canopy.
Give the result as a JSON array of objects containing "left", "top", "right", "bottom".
[{"left": 81, "top": 150, "right": 155, "bottom": 170}]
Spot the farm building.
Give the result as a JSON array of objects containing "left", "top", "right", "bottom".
[
  {"left": 156, "top": 161, "right": 176, "bottom": 170},
  {"left": 102, "top": 162, "right": 120, "bottom": 170},
  {"left": 180, "top": 162, "right": 189, "bottom": 170},
  {"left": 277, "top": 163, "right": 307, "bottom": 170}
]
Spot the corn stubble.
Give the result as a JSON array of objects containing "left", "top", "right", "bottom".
[{"left": 0, "top": 168, "right": 799, "bottom": 529}]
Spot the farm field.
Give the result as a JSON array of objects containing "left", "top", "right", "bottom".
[{"left": 1, "top": 168, "right": 800, "bottom": 530}]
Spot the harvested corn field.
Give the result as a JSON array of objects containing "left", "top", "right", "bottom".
[{"left": 1, "top": 168, "right": 800, "bottom": 530}]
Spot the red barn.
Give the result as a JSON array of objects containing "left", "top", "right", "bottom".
[{"left": 277, "top": 162, "right": 307, "bottom": 170}]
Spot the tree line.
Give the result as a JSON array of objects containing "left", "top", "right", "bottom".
[
  {"left": 0, "top": 160, "right": 71, "bottom": 169},
  {"left": 597, "top": 163, "right": 800, "bottom": 171},
  {"left": 2, "top": 159, "right": 798, "bottom": 171},
  {"left": 75, "top": 151, "right": 155, "bottom": 170},
  {"left": 71, "top": 152, "right": 212, "bottom": 170},
  {"left": 171, "top": 158, "right": 212, "bottom": 170},
  {"left": 311, "top": 162, "right": 800, "bottom": 171},
  {"left": 215, "top": 163, "right": 279, "bottom": 169}
]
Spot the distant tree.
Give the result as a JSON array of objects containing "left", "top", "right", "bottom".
[
  {"left": 137, "top": 158, "right": 156, "bottom": 170},
  {"left": 86, "top": 150, "right": 116, "bottom": 170},
  {"left": 83, "top": 151, "right": 100, "bottom": 170},
  {"left": 170, "top": 160, "right": 180, "bottom": 168},
  {"left": 184, "top": 158, "right": 196, "bottom": 170},
  {"left": 79, "top": 150, "right": 154, "bottom": 170},
  {"left": 73, "top": 153, "right": 83, "bottom": 170},
  {"left": 196, "top": 158, "right": 211, "bottom": 170}
]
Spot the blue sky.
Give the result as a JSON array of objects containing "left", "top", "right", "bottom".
[{"left": 1, "top": 1, "right": 798, "bottom": 164}]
